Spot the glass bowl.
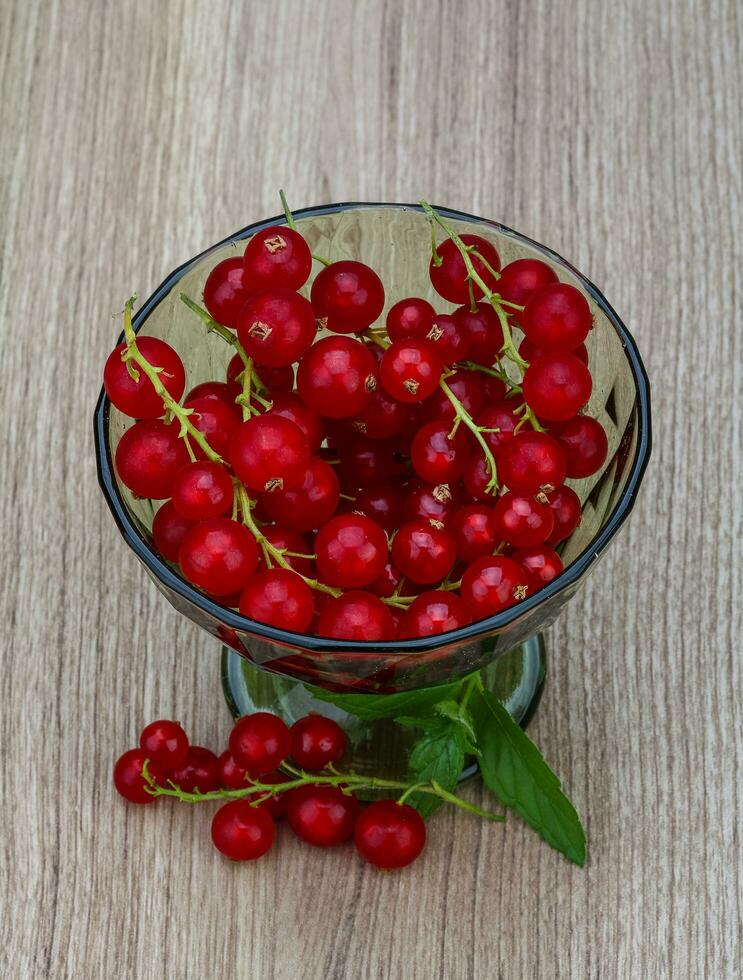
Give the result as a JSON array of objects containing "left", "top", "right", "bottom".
[{"left": 94, "top": 203, "right": 651, "bottom": 748}]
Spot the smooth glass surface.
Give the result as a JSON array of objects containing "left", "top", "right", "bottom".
[{"left": 94, "top": 203, "right": 651, "bottom": 693}]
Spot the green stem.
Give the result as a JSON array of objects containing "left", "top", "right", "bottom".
[
  {"left": 179, "top": 293, "right": 245, "bottom": 354},
  {"left": 440, "top": 378, "right": 499, "bottom": 492},
  {"left": 279, "top": 189, "right": 331, "bottom": 267}
]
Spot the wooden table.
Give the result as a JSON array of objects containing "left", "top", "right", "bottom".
[{"left": 2, "top": 1, "right": 740, "bottom": 977}]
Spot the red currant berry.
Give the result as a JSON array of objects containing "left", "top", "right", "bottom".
[
  {"left": 475, "top": 402, "right": 520, "bottom": 454},
  {"left": 297, "top": 336, "right": 378, "bottom": 418},
  {"left": 317, "top": 591, "right": 395, "bottom": 640},
  {"left": 186, "top": 380, "right": 241, "bottom": 408},
  {"left": 211, "top": 800, "right": 275, "bottom": 861},
  {"left": 311, "top": 260, "right": 385, "bottom": 333},
  {"left": 430, "top": 235, "right": 501, "bottom": 304},
  {"left": 239, "top": 568, "right": 314, "bottom": 632},
  {"left": 257, "top": 526, "right": 313, "bottom": 575},
  {"left": 168, "top": 746, "right": 220, "bottom": 793},
  {"left": 354, "top": 800, "right": 426, "bottom": 869},
  {"left": 287, "top": 785, "right": 359, "bottom": 846},
  {"left": 386, "top": 297, "right": 435, "bottom": 342},
  {"left": 104, "top": 337, "right": 185, "bottom": 419},
  {"left": 410, "top": 420, "right": 470, "bottom": 485},
  {"left": 229, "top": 712, "right": 291, "bottom": 776},
  {"left": 522, "top": 282, "right": 591, "bottom": 352},
  {"left": 236, "top": 288, "right": 316, "bottom": 367},
  {"left": 178, "top": 518, "right": 258, "bottom": 595},
  {"left": 380, "top": 339, "right": 443, "bottom": 403},
  {"left": 401, "top": 590, "right": 471, "bottom": 637},
  {"left": 139, "top": 720, "right": 189, "bottom": 769},
  {"left": 227, "top": 354, "right": 294, "bottom": 394},
  {"left": 265, "top": 392, "right": 324, "bottom": 453},
  {"left": 453, "top": 302, "right": 502, "bottom": 365},
  {"left": 217, "top": 750, "right": 249, "bottom": 789},
  {"left": 203, "top": 257, "right": 254, "bottom": 328},
  {"left": 183, "top": 395, "right": 241, "bottom": 460},
  {"left": 290, "top": 715, "right": 347, "bottom": 770},
  {"left": 115, "top": 420, "right": 190, "bottom": 499},
  {"left": 152, "top": 500, "right": 194, "bottom": 561},
  {"left": 420, "top": 369, "right": 487, "bottom": 424},
  {"left": 243, "top": 225, "right": 312, "bottom": 291},
  {"left": 248, "top": 771, "right": 293, "bottom": 819},
  {"left": 260, "top": 456, "right": 340, "bottom": 533},
  {"left": 338, "top": 438, "right": 402, "bottom": 488},
  {"left": 493, "top": 492, "right": 555, "bottom": 547},
  {"left": 403, "top": 482, "right": 458, "bottom": 527},
  {"left": 513, "top": 545, "right": 564, "bottom": 588},
  {"left": 229, "top": 415, "right": 310, "bottom": 493},
  {"left": 424, "top": 313, "right": 471, "bottom": 364},
  {"left": 391, "top": 520, "right": 456, "bottom": 584},
  {"left": 553, "top": 415, "right": 608, "bottom": 478},
  {"left": 171, "top": 461, "right": 234, "bottom": 521},
  {"left": 450, "top": 504, "right": 500, "bottom": 562},
  {"left": 354, "top": 386, "right": 411, "bottom": 440},
  {"left": 460, "top": 555, "right": 532, "bottom": 618},
  {"left": 315, "top": 514, "right": 388, "bottom": 587},
  {"left": 545, "top": 485, "right": 582, "bottom": 544},
  {"left": 462, "top": 451, "right": 497, "bottom": 501},
  {"left": 522, "top": 352, "right": 592, "bottom": 421},
  {"left": 113, "top": 748, "right": 164, "bottom": 804},
  {"left": 350, "top": 484, "right": 405, "bottom": 535},
  {"left": 496, "top": 258, "right": 558, "bottom": 318},
  {"left": 368, "top": 560, "right": 405, "bottom": 598},
  {"left": 498, "top": 431, "right": 567, "bottom": 494},
  {"left": 519, "top": 336, "right": 588, "bottom": 366}
]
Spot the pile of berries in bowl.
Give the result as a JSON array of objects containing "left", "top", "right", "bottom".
[{"left": 102, "top": 200, "right": 610, "bottom": 647}]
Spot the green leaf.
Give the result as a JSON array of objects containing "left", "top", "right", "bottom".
[
  {"left": 393, "top": 715, "right": 443, "bottom": 732},
  {"left": 407, "top": 721, "right": 465, "bottom": 818},
  {"left": 305, "top": 678, "right": 464, "bottom": 720},
  {"left": 471, "top": 688, "right": 586, "bottom": 866}
]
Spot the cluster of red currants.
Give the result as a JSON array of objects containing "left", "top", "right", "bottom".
[
  {"left": 114, "top": 712, "right": 426, "bottom": 869},
  {"left": 104, "top": 202, "right": 608, "bottom": 640}
]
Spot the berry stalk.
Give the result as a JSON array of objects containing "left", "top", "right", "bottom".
[{"left": 440, "top": 378, "right": 499, "bottom": 492}]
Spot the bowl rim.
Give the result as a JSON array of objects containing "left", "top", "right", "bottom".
[{"left": 94, "top": 201, "right": 652, "bottom": 654}]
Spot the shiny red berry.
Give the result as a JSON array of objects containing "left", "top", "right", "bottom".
[
  {"left": 113, "top": 748, "right": 164, "bottom": 804},
  {"left": 430, "top": 235, "right": 501, "bottom": 304},
  {"left": 453, "top": 302, "right": 502, "bottom": 365},
  {"left": 317, "top": 591, "right": 395, "bottom": 640},
  {"left": 513, "top": 545, "right": 564, "bottom": 588},
  {"left": 242, "top": 225, "right": 312, "bottom": 292},
  {"left": 315, "top": 514, "right": 388, "bottom": 588},
  {"left": 248, "top": 771, "right": 293, "bottom": 819},
  {"left": 545, "top": 485, "right": 582, "bottom": 544},
  {"left": 229, "top": 712, "right": 291, "bottom": 776},
  {"left": 185, "top": 380, "right": 241, "bottom": 408},
  {"left": 424, "top": 313, "right": 471, "bottom": 364},
  {"left": 183, "top": 395, "right": 241, "bottom": 460},
  {"left": 217, "top": 750, "right": 250, "bottom": 789},
  {"left": 227, "top": 354, "right": 294, "bottom": 394},
  {"left": 152, "top": 500, "right": 195, "bottom": 561},
  {"left": 380, "top": 339, "right": 443, "bottom": 403},
  {"left": 421, "top": 369, "right": 487, "bottom": 424},
  {"left": 338, "top": 438, "right": 402, "bottom": 488},
  {"left": 297, "top": 336, "right": 378, "bottom": 418},
  {"left": 260, "top": 456, "right": 340, "bottom": 533},
  {"left": 522, "top": 352, "right": 592, "bottom": 421},
  {"left": 493, "top": 492, "right": 555, "bottom": 547},
  {"left": 410, "top": 420, "right": 470, "bottom": 485},
  {"left": 386, "top": 296, "right": 435, "bottom": 341},
  {"left": 462, "top": 451, "right": 497, "bottom": 501},
  {"left": 203, "top": 257, "right": 254, "bottom": 328},
  {"left": 104, "top": 337, "right": 185, "bottom": 419},
  {"left": 460, "top": 555, "right": 532, "bottom": 618},
  {"left": 391, "top": 520, "right": 456, "bottom": 584},
  {"left": 401, "top": 590, "right": 471, "bottom": 637},
  {"left": 498, "top": 431, "right": 567, "bottom": 494},
  {"left": 519, "top": 336, "right": 588, "bottom": 367},
  {"left": 554, "top": 415, "right": 608, "bottom": 478},
  {"left": 168, "top": 746, "right": 220, "bottom": 793},
  {"left": 287, "top": 785, "right": 359, "bottom": 846},
  {"left": 139, "top": 720, "right": 189, "bottom": 769},
  {"left": 290, "top": 715, "right": 347, "bottom": 770},
  {"left": 354, "top": 386, "right": 411, "bottom": 440},
  {"left": 496, "top": 258, "right": 558, "bottom": 317},
  {"left": 257, "top": 525, "right": 313, "bottom": 575},
  {"left": 236, "top": 288, "right": 316, "bottom": 367},
  {"left": 311, "top": 260, "right": 385, "bottom": 333},
  {"left": 403, "top": 482, "right": 458, "bottom": 526},
  {"left": 450, "top": 504, "right": 500, "bottom": 562},
  {"left": 354, "top": 800, "right": 426, "bottom": 869},
  {"left": 522, "top": 282, "right": 592, "bottom": 352},
  {"left": 265, "top": 392, "right": 324, "bottom": 453},
  {"left": 211, "top": 800, "right": 275, "bottom": 861},
  {"left": 115, "top": 420, "right": 190, "bottom": 499},
  {"left": 239, "top": 568, "right": 315, "bottom": 632},
  {"left": 178, "top": 518, "right": 258, "bottom": 595},
  {"left": 171, "top": 461, "right": 234, "bottom": 521},
  {"left": 350, "top": 484, "right": 405, "bottom": 535},
  {"left": 475, "top": 402, "right": 520, "bottom": 454},
  {"left": 229, "top": 415, "right": 310, "bottom": 493}
]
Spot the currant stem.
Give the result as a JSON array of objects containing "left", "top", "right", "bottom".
[
  {"left": 279, "top": 189, "right": 331, "bottom": 267},
  {"left": 179, "top": 293, "right": 245, "bottom": 355},
  {"left": 440, "top": 378, "right": 499, "bottom": 492},
  {"left": 120, "top": 296, "right": 223, "bottom": 464}
]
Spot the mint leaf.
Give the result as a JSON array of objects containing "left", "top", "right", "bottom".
[
  {"left": 305, "top": 678, "right": 464, "bottom": 720},
  {"left": 471, "top": 688, "right": 586, "bottom": 866},
  {"left": 407, "top": 721, "right": 465, "bottom": 818}
]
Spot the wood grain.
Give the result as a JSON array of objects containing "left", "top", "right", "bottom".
[{"left": 1, "top": 0, "right": 740, "bottom": 977}]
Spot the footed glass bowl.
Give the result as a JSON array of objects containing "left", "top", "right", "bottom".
[{"left": 94, "top": 203, "right": 651, "bottom": 760}]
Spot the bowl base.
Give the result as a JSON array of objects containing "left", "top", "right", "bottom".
[{"left": 221, "top": 636, "right": 546, "bottom": 789}]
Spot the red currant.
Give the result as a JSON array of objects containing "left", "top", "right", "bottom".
[
  {"left": 229, "top": 414, "right": 310, "bottom": 493},
  {"left": 287, "top": 785, "right": 359, "bottom": 846},
  {"left": 227, "top": 354, "right": 294, "bottom": 394},
  {"left": 519, "top": 336, "right": 588, "bottom": 366},
  {"left": 424, "top": 313, "right": 471, "bottom": 364},
  {"left": 139, "top": 719, "right": 189, "bottom": 769},
  {"left": 475, "top": 402, "right": 519, "bottom": 454},
  {"left": 386, "top": 296, "right": 435, "bottom": 341},
  {"left": 186, "top": 380, "right": 241, "bottom": 408},
  {"left": 338, "top": 438, "right": 402, "bottom": 488},
  {"left": 522, "top": 282, "right": 591, "bottom": 352},
  {"left": 178, "top": 518, "right": 258, "bottom": 595},
  {"left": 554, "top": 415, "right": 608, "bottom": 478},
  {"left": 401, "top": 590, "right": 471, "bottom": 637},
  {"left": 203, "top": 257, "right": 254, "bottom": 328},
  {"left": 229, "top": 712, "right": 291, "bottom": 776},
  {"left": 236, "top": 288, "right": 316, "bottom": 367},
  {"left": 354, "top": 800, "right": 426, "bottom": 869},
  {"left": 260, "top": 456, "right": 340, "bottom": 533},
  {"left": 462, "top": 451, "right": 496, "bottom": 501},
  {"left": 498, "top": 431, "right": 567, "bottom": 494},
  {"left": 297, "top": 336, "right": 378, "bottom": 418},
  {"left": 453, "top": 302, "right": 502, "bottom": 365},
  {"left": 183, "top": 395, "right": 241, "bottom": 460},
  {"left": 513, "top": 545, "right": 564, "bottom": 588},
  {"left": 450, "top": 504, "right": 500, "bottom": 562},
  {"left": 248, "top": 771, "right": 293, "bottom": 819},
  {"left": 368, "top": 560, "right": 405, "bottom": 598},
  {"left": 171, "top": 460, "right": 234, "bottom": 521},
  {"left": 311, "top": 260, "right": 385, "bottom": 333},
  {"left": 104, "top": 337, "right": 185, "bottom": 419},
  {"left": 350, "top": 484, "right": 405, "bottom": 535},
  {"left": 152, "top": 500, "right": 194, "bottom": 561},
  {"left": 265, "top": 392, "right": 324, "bottom": 452},
  {"left": 257, "top": 525, "right": 313, "bottom": 575},
  {"left": 380, "top": 339, "right": 443, "bottom": 403},
  {"left": 410, "top": 420, "right": 470, "bottom": 485},
  {"left": 113, "top": 748, "right": 164, "bottom": 804},
  {"left": 493, "top": 492, "right": 554, "bottom": 547},
  {"left": 421, "top": 370, "right": 486, "bottom": 424},
  {"left": 460, "top": 555, "right": 532, "bottom": 618},
  {"left": 354, "top": 386, "right": 411, "bottom": 440},
  {"left": 496, "top": 258, "right": 558, "bottom": 318},
  {"left": 430, "top": 235, "right": 501, "bottom": 304},
  {"left": 391, "top": 520, "right": 456, "bottom": 584},
  {"left": 217, "top": 750, "right": 249, "bottom": 789},
  {"left": 239, "top": 568, "right": 314, "bottom": 632},
  {"left": 243, "top": 225, "right": 312, "bottom": 292},
  {"left": 211, "top": 800, "right": 275, "bottom": 861},
  {"left": 115, "top": 420, "right": 189, "bottom": 499},
  {"left": 317, "top": 591, "right": 395, "bottom": 640},
  {"left": 290, "top": 715, "right": 347, "bottom": 770},
  {"left": 403, "top": 482, "right": 458, "bottom": 526},
  {"left": 545, "top": 485, "right": 582, "bottom": 544},
  {"left": 315, "top": 514, "right": 388, "bottom": 587},
  {"left": 522, "top": 352, "right": 592, "bottom": 421},
  {"left": 168, "top": 746, "right": 220, "bottom": 793}
]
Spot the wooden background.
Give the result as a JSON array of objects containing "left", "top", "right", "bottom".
[{"left": 1, "top": 1, "right": 740, "bottom": 977}]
